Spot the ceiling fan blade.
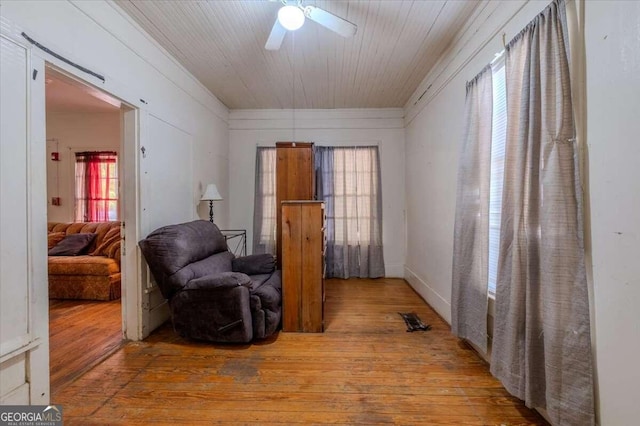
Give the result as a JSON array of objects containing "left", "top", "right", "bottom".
[
  {"left": 304, "top": 5, "right": 357, "bottom": 38},
  {"left": 265, "top": 19, "right": 286, "bottom": 50}
]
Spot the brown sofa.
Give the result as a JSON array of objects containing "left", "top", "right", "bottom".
[{"left": 47, "top": 221, "right": 121, "bottom": 300}]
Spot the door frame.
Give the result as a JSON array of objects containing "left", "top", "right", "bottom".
[
  {"left": 37, "top": 52, "right": 146, "bottom": 341},
  {"left": 0, "top": 19, "right": 151, "bottom": 406},
  {"left": 0, "top": 31, "right": 49, "bottom": 404}
]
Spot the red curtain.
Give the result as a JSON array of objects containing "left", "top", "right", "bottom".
[{"left": 75, "top": 151, "right": 118, "bottom": 222}]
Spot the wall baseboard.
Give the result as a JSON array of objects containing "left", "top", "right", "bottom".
[
  {"left": 384, "top": 263, "right": 405, "bottom": 278},
  {"left": 403, "top": 265, "right": 451, "bottom": 324}
]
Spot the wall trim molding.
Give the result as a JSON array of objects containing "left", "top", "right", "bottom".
[
  {"left": 229, "top": 108, "right": 405, "bottom": 130},
  {"left": 230, "top": 108, "right": 404, "bottom": 120},
  {"left": 403, "top": 0, "right": 533, "bottom": 125},
  {"left": 403, "top": 265, "right": 451, "bottom": 324},
  {"left": 384, "top": 263, "right": 405, "bottom": 279}
]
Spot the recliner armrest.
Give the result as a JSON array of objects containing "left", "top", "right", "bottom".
[
  {"left": 232, "top": 254, "right": 276, "bottom": 275},
  {"left": 184, "top": 272, "right": 252, "bottom": 291}
]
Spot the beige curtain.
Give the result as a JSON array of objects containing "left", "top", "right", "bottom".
[
  {"left": 315, "top": 146, "right": 385, "bottom": 278},
  {"left": 490, "top": 1, "right": 595, "bottom": 424},
  {"left": 451, "top": 65, "right": 493, "bottom": 353},
  {"left": 252, "top": 147, "right": 277, "bottom": 254}
]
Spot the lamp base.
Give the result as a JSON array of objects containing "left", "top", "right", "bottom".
[{"left": 208, "top": 200, "right": 214, "bottom": 223}]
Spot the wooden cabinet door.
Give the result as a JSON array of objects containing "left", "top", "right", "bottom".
[
  {"left": 281, "top": 202, "right": 324, "bottom": 332},
  {"left": 275, "top": 142, "right": 314, "bottom": 267},
  {"left": 300, "top": 203, "right": 323, "bottom": 332},
  {"left": 281, "top": 203, "right": 302, "bottom": 332}
]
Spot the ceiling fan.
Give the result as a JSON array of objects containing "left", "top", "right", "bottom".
[{"left": 265, "top": 0, "right": 357, "bottom": 51}]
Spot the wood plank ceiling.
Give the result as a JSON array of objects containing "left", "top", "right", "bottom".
[{"left": 114, "top": 0, "right": 479, "bottom": 110}]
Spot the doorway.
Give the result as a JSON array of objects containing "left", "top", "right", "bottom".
[{"left": 44, "top": 66, "right": 133, "bottom": 394}]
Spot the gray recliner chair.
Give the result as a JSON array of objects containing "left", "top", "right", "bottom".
[{"left": 138, "top": 220, "right": 281, "bottom": 343}]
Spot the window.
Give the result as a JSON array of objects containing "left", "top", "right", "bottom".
[
  {"left": 488, "top": 59, "right": 507, "bottom": 294},
  {"left": 253, "top": 147, "right": 277, "bottom": 254},
  {"left": 253, "top": 145, "right": 384, "bottom": 278},
  {"left": 315, "top": 145, "right": 385, "bottom": 278},
  {"left": 327, "top": 147, "right": 378, "bottom": 245},
  {"left": 74, "top": 151, "right": 118, "bottom": 222}
]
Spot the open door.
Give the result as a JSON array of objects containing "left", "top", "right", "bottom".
[
  {"left": 137, "top": 113, "right": 193, "bottom": 338},
  {"left": 0, "top": 35, "right": 49, "bottom": 403}
]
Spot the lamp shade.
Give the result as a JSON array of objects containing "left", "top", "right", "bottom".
[{"left": 200, "top": 184, "right": 223, "bottom": 201}]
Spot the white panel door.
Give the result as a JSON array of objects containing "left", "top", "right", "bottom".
[
  {"left": 0, "top": 35, "right": 49, "bottom": 404},
  {"left": 138, "top": 113, "right": 193, "bottom": 337},
  {"left": 140, "top": 114, "right": 194, "bottom": 234}
]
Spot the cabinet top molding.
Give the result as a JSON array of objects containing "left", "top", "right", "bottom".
[{"left": 276, "top": 142, "right": 314, "bottom": 148}]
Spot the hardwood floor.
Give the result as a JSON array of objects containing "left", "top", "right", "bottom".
[
  {"left": 49, "top": 298, "right": 123, "bottom": 395},
  {"left": 52, "top": 279, "right": 547, "bottom": 425}
]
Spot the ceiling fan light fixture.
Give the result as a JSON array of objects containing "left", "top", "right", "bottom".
[{"left": 278, "top": 5, "right": 305, "bottom": 31}]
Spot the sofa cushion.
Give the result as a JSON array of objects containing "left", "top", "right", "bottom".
[
  {"left": 48, "top": 255, "right": 120, "bottom": 276},
  {"left": 48, "top": 233, "right": 96, "bottom": 256},
  {"left": 91, "top": 226, "right": 120, "bottom": 257},
  {"left": 48, "top": 232, "right": 66, "bottom": 250},
  {"left": 107, "top": 240, "right": 121, "bottom": 260},
  {"left": 48, "top": 221, "right": 120, "bottom": 253},
  {"left": 89, "top": 222, "right": 118, "bottom": 250}
]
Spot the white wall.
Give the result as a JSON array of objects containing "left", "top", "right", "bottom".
[
  {"left": 1, "top": 0, "right": 230, "bottom": 228},
  {"left": 403, "top": 0, "right": 640, "bottom": 424},
  {"left": 229, "top": 109, "right": 405, "bottom": 277},
  {"left": 0, "top": 0, "right": 230, "bottom": 347},
  {"left": 46, "top": 111, "right": 121, "bottom": 222},
  {"left": 585, "top": 1, "right": 640, "bottom": 424}
]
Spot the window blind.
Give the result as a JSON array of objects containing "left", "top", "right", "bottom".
[{"left": 488, "top": 61, "right": 506, "bottom": 294}]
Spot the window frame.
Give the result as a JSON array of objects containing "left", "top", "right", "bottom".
[
  {"left": 256, "top": 147, "right": 277, "bottom": 247},
  {"left": 73, "top": 150, "right": 119, "bottom": 222},
  {"left": 326, "top": 146, "right": 379, "bottom": 245}
]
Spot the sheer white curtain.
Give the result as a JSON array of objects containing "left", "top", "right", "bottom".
[
  {"left": 452, "top": 2, "right": 594, "bottom": 422},
  {"left": 451, "top": 65, "right": 493, "bottom": 353},
  {"left": 490, "top": 1, "right": 595, "bottom": 424},
  {"left": 316, "top": 146, "right": 385, "bottom": 278},
  {"left": 252, "top": 147, "right": 277, "bottom": 254}
]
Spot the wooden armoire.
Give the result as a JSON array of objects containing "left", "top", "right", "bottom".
[{"left": 275, "top": 142, "right": 315, "bottom": 267}]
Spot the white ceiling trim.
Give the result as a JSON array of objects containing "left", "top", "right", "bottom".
[
  {"left": 229, "top": 108, "right": 404, "bottom": 120},
  {"left": 403, "top": 0, "right": 534, "bottom": 126},
  {"left": 228, "top": 108, "right": 405, "bottom": 130}
]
